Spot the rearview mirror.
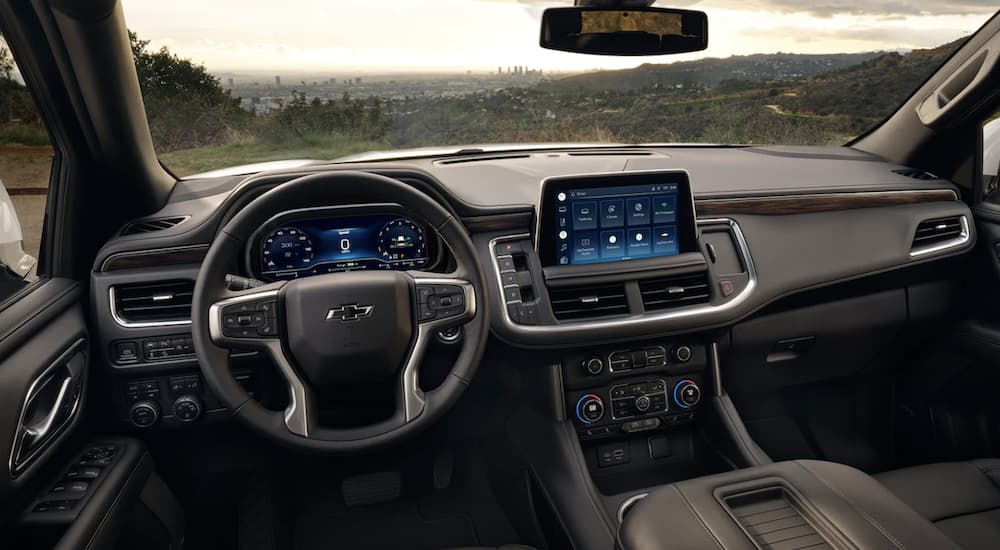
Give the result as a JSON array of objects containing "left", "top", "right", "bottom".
[{"left": 540, "top": 6, "right": 708, "bottom": 56}]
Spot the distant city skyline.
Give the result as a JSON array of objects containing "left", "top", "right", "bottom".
[{"left": 121, "top": 0, "right": 994, "bottom": 73}]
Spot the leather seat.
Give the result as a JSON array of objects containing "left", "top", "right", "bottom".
[{"left": 875, "top": 459, "right": 1000, "bottom": 550}]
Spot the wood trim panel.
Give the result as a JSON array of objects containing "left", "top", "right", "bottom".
[
  {"left": 695, "top": 189, "right": 958, "bottom": 216},
  {"left": 100, "top": 245, "right": 209, "bottom": 271}
]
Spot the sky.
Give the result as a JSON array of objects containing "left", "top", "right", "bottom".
[{"left": 120, "top": 0, "right": 997, "bottom": 73}]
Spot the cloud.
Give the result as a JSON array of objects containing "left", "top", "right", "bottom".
[
  {"left": 693, "top": 0, "right": 996, "bottom": 17},
  {"left": 122, "top": 0, "right": 993, "bottom": 72},
  {"left": 505, "top": 0, "right": 997, "bottom": 18},
  {"left": 739, "top": 24, "right": 973, "bottom": 47}
]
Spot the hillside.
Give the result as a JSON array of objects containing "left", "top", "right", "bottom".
[
  {"left": 542, "top": 52, "right": 884, "bottom": 92},
  {"left": 391, "top": 38, "right": 966, "bottom": 149},
  {"left": 776, "top": 39, "right": 964, "bottom": 118}
]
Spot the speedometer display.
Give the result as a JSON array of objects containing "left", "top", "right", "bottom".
[
  {"left": 262, "top": 227, "right": 314, "bottom": 272},
  {"left": 258, "top": 214, "right": 430, "bottom": 280}
]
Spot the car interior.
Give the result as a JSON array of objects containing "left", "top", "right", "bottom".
[{"left": 3, "top": 0, "right": 1000, "bottom": 549}]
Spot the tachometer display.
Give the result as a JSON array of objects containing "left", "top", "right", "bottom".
[
  {"left": 261, "top": 227, "right": 314, "bottom": 272},
  {"left": 257, "top": 214, "right": 430, "bottom": 280},
  {"left": 377, "top": 219, "right": 426, "bottom": 262}
]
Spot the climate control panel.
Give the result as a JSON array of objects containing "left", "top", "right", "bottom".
[
  {"left": 610, "top": 380, "right": 669, "bottom": 420},
  {"left": 567, "top": 375, "right": 704, "bottom": 440},
  {"left": 563, "top": 339, "right": 707, "bottom": 440}
]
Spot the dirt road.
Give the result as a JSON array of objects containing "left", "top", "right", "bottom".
[{"left": 0, "top": 145, "right": 52, "bottom": 259}]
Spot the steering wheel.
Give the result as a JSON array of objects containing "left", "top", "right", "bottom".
[{"left": 191, "top": 171, "right": 489, "bottom": 453}]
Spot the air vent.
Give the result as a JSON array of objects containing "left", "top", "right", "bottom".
[
  {"left": 893, "top": 167, "right": 939, "bottom": 180},
  {"left": 639, "top": 272, "right": 711, "bottom": 312},
  {"left": 549, "top": 283, "right": 628, "bottom": 321},
  {"left": 112, "top": 280, "right": 194, "bottom": 325},
  {"left": 121, "top": 216, "right": 188, "bottom": 236},
  {"left": 912, "top": 216, "right": 964, "bottom": 249}
]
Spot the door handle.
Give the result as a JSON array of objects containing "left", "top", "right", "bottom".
[
  {"left": 21, "top": 374, "right": 75, "bottom": 450},
  {"left": 10, "top": 339, "right": 87, "bottom": 475}
]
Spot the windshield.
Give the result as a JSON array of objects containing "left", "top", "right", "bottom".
[{"left": 121, "top": 1, "right": 996, "bottom": 177}]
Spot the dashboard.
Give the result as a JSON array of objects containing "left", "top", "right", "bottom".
[
  {"left": 87, "top": 144, "right": 976, "bottom": 433},
  {"left": 249, "top": 209, "right": 436, "bottom": 281},
  {"left": 93, "top": 145, "right": 975, "bottom": 350}
]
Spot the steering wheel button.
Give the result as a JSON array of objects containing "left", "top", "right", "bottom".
[
  {"left": 223, "top": 303, "right": 254, "bottom": 315},
  {"left": 256, "top": 300, "right": 277, "bottom": 315},
  {"left": 416, "top": 286, "right": 434, "bottom": 304},
  {"left": 224, "top": 327, "right": 254, "bottom": 339},
  {"left": 418, "top": 303, "right": 436, "bottom": 321}
]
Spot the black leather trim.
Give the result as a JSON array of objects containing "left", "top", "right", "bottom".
[
  {"left": 506, "top": 408, "right": 617, "bottom": 550},
  {"left": 0, "top": 279, "right": 80, "bottom": 363},
  {"left": 711, "top": 394, "right": 772, "bottom": 467}
]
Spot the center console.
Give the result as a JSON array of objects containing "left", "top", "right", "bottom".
[{"left": 619, "top": 460, "right": 960, "bottom": 550}]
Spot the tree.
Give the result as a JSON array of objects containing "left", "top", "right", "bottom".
[
  {"left": 0, "top": 34, "right": 45, "bottom": 133},
  {"left": 0, "top": 38, "right": 14, "bottom": 81},
  {"left": 129, "top": 31, "right": 249, "bottom": 152}
]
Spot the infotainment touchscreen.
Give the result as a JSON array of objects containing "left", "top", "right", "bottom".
[{"left": 538, "top": 171, "right": 697, "bottom": 266}]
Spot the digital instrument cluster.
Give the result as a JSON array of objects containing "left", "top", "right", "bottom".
[{"left": 258, "top": 214, "right": 429, "bottom": 280}]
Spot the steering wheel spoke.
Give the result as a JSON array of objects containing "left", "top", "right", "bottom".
[
  {"left": 399, "top": 275, "right": 477, "bottom": 422},
  {"left": 207, "top": 282, "right": 316, "bottom": 437}
]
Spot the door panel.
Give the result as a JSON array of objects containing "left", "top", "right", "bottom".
[{"left": 0, "top": 279, "right": 86, "bottom": 519}]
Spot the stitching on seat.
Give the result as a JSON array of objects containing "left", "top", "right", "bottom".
[
  {"left": 972, "top": 462, "right": 1000, "bottom": 492},
  {"left": 932, "top": 504, "right": 1000, "bottom": 524},
  {"left": 796, "top": 461, "right": 907, "bottom": 550},
  {"left": 671, "top": 484, "right": 725, "bottom": 550}
]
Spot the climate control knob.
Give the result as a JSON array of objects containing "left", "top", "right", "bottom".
[
  {"left": 575, "top": 394, "right": 605, "bottom": 424},
  {"left": 673, "top": 380, "right": 701, "bottom": 409},
  {"left": 172, "top": 394, "right": 203, "bottom": 423},
  {"left": 634, "top": 395, "right": 651, "bottom": 412},
  {"left": 128, "top": 400, "right": 160, "bottom": 428},
  {"left": 583, "top": 357, "right": 604, "bottom": 376}
]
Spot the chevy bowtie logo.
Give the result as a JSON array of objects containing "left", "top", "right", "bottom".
[{"left": 325, "top": 303, "right": 374, "bottom": 322}]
